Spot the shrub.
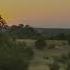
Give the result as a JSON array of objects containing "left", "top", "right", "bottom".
[
  {"left": 68, "top": 40, "right": 70, "bottom": 45},
  {"left": 0, "top": 40, "right": 33, "bottom": 70},
  {"left": 48, "top": 61, "right": 60, "bottom": 70},
  {"left": 66, "top": 63, "right": 70, "bottom": 70},
  {"left": 35, "top": 38, "right": 46, "bottom": 49}
]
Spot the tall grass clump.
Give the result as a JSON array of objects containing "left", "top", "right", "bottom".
[{"left": 0, "top": 32, "right": 33, "bottom": 70}]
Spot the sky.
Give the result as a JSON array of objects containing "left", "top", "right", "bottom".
[{"left": 0, "top": 0, "right": 70, "bottom": 28}]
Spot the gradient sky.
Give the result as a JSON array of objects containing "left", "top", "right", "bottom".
[{"left": 0, "top": 0, "right": 70, "bottom": 28}]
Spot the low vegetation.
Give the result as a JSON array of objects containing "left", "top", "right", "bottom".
[
  {"left": 0, "top": 32, "right": 33, "bottom": 70},
  {"left": 35, "top": 38, "right": 46, "bottom": 49},
  {"left": 0, "top": 16, "right": 70, "bottom": 70}
]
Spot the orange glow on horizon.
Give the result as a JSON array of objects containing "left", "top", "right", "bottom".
[{"left": 0, "top": 0, "right": 70, "bottom": 27}]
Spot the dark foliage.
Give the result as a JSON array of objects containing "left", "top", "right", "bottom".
[
  {"left": 48, "top": 61, "right": 60, "bottom": 70},
  {"left": 0, "top": 32, "right": 33, "bottom": 70},
  {"left": 35, "top": 38, "right": 46, "bottom": 49}
]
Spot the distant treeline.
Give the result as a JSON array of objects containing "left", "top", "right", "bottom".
[
  {"left": 0, "top": 15, "right": 70, "bottom": 40},
  {"left": 4, "top": 24, "right": 41, "bottom": 39},
  {"left": 1, "top": 24, "right": 70, "bottom": 40}
]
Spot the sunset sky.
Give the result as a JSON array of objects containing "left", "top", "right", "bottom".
[{"left": 0, "top": 0, "right": 70, "bottom": 28}]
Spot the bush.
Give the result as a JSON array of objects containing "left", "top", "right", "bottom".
[
  {"left": 35, "top": 38, "right": 46, "bottom": 49},
  {"left": 0, "top": 40, "right": 33, "bottom": 70},
  {"left": 66, "top": 63, "right": 70, "bottom": 70},
  {"left": 68, "top": 39, "right": 70, "bottom": 45},
  {"left": 48, "top": 62, "right": 60, "bottom": 70}
]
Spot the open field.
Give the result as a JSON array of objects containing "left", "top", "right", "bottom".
[
  {"left": 28, "top": 48, "right": 70, "bottom": 70},
  {"left": 16, "top": 39, "right": 70, "bottom": 70}
]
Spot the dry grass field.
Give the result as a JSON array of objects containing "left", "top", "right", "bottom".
[{"left": 16, "top": 39, "right": 70, "bottom": 70}]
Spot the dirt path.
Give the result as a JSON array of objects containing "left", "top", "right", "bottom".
[{"left": 28, "top": 49, "right": 49, "bottom": 70}]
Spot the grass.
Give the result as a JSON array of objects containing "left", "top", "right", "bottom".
[
  {"left": 0, "top": 39, "right": 34, "bottom": 70},
  {"left": 28, "top": 49, "right": 69, "bottom": 70},
  {"left": 16, "top": 39, "right": 70, "bottom": 70}
]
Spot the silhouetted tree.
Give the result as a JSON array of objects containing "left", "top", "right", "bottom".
[
  {"left": 25, "top": 25, "right": 30, "bottom": 28},
  {"left": 18, "top": 24, "right": 24, "bottom": 28},
  {"left": 0, "top": 15, "right": 7, "bottom": 28}
]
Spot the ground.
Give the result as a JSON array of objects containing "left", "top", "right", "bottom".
[{"left": 17, "top": 39, "right": 70, "bottom": 70}]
